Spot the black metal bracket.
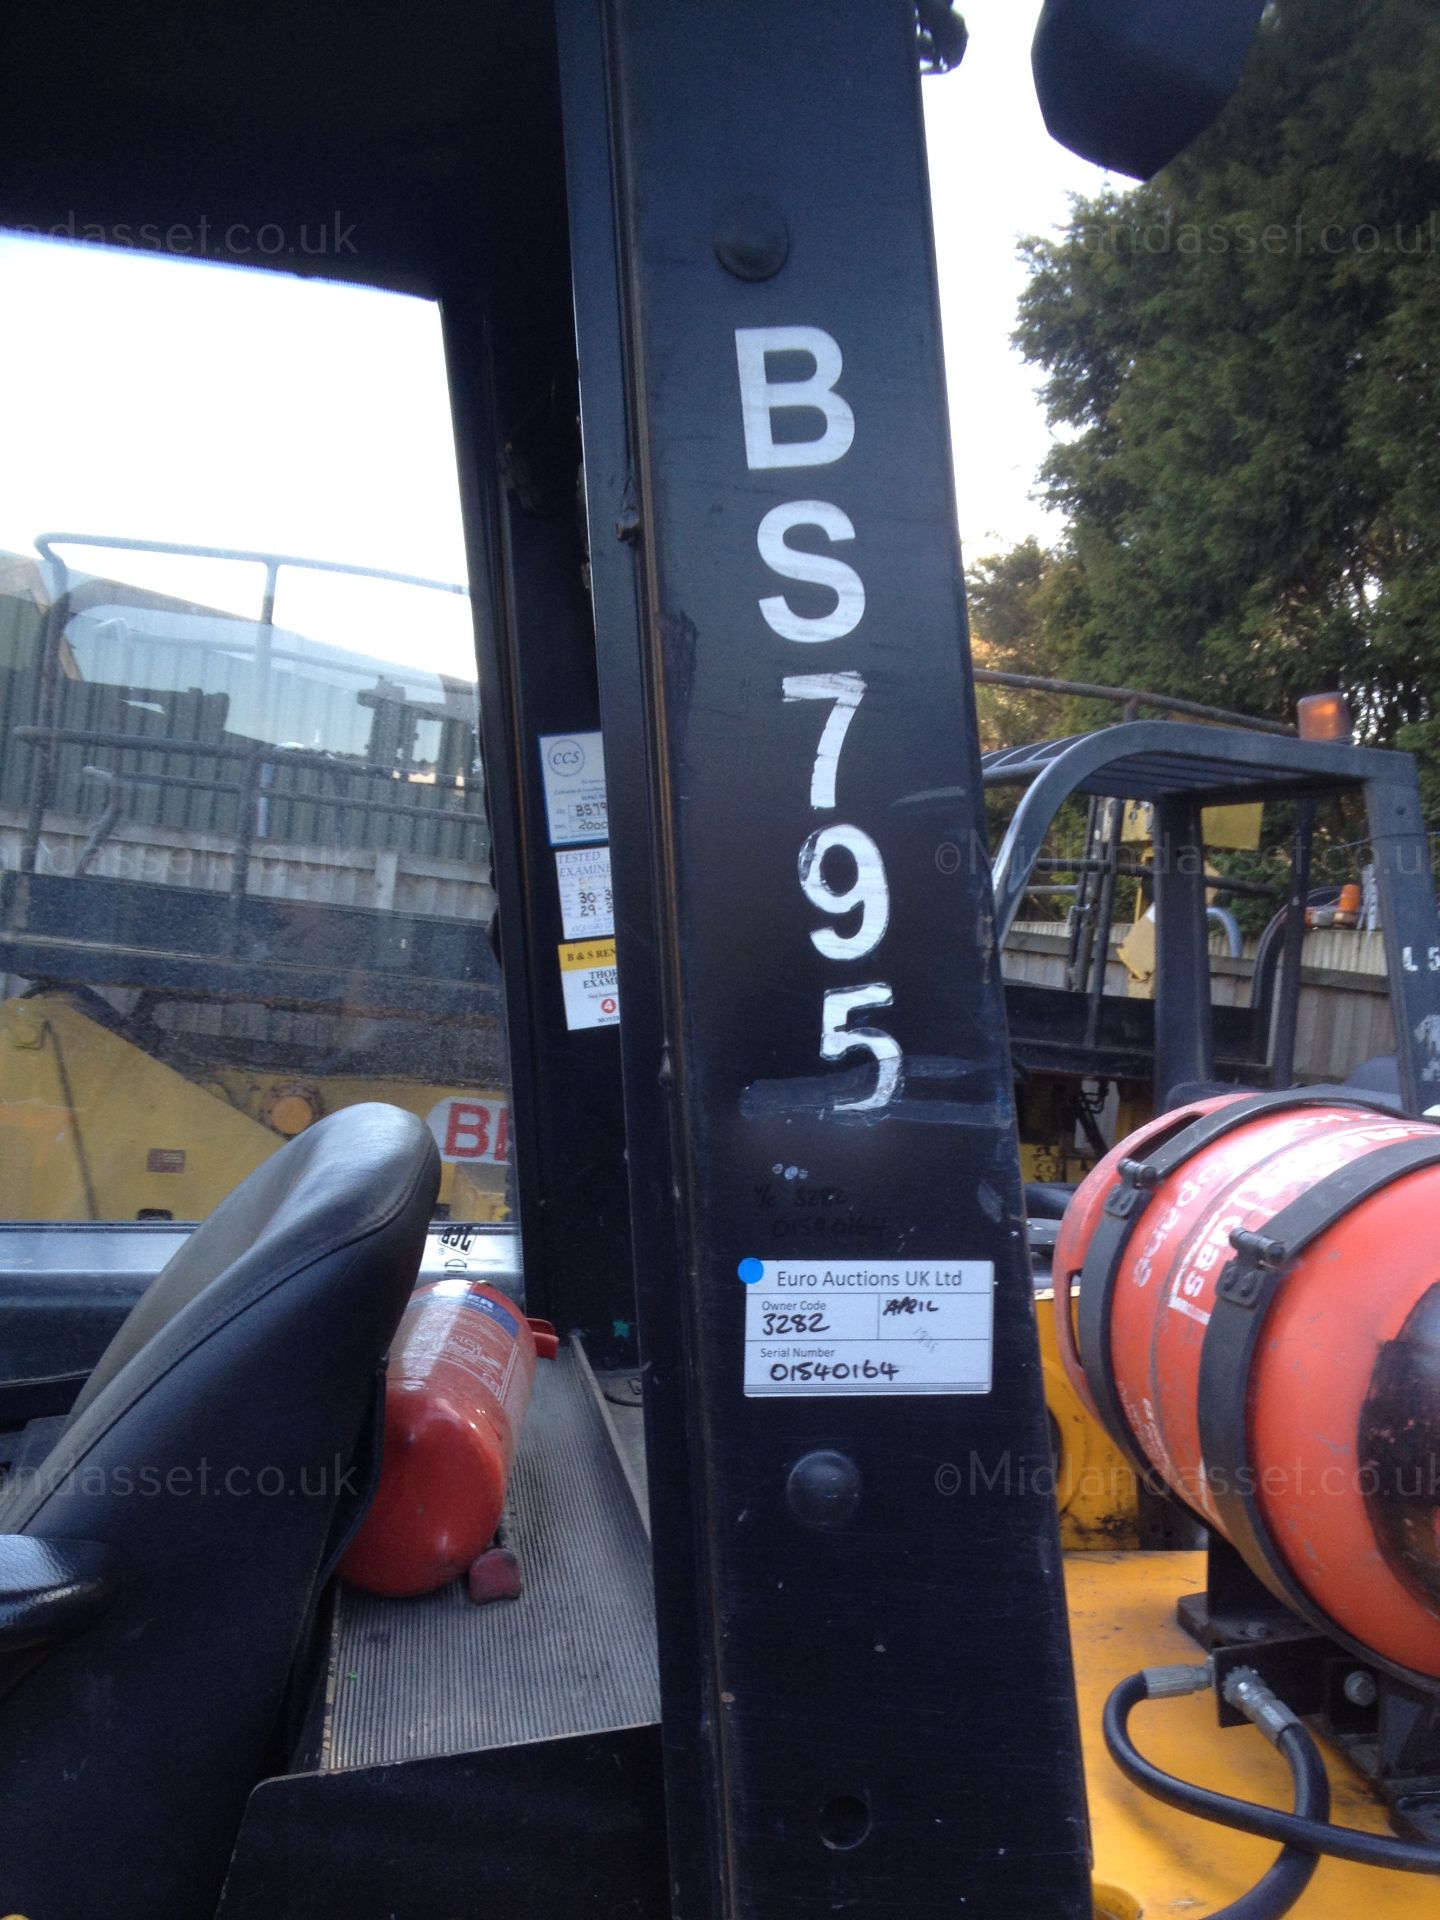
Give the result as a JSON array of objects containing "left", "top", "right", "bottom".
[
  {"left": 1178, "top": 1536, "right": 1440, "bottom": 1847},
  {"left": 914, "top": 1, "right": 967, "bottom": 72}
]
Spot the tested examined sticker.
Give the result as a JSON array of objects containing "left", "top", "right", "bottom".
[
  {"left": 558, "top": 937, "right": 620, "bottom": 1031},
  {"left": 539, "top": 731, "right": 608, "bottom": 845},
  {"left": 738, "top": 1257, "right": 994, "bottom": 1397},
  {"left": 555, "top": 845, "right": 614, "bottom": 940}
]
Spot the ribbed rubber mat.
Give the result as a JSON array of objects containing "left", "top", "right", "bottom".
[{"left": 324, "top": 1344, "right": 659, "bottom": 1770}]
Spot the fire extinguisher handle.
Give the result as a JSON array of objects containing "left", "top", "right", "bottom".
[{"left": 527, "top": 1318, "right": 561, "bottom": 1360}]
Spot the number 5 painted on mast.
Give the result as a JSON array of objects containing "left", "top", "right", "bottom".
[
  {"left": 783, "top": 671, "right": 865, "bottom": 809},
  {"left": 822, "top": 984, "right": 903, "bottom": 1113}
]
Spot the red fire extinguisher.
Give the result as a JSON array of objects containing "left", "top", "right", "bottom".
[{"left": 340, "top": 1279, "right": 558, "bottom": 1599}]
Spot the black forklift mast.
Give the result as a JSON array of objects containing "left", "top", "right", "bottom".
[{"left": 556, "top": 3, "right": 1090, "bottom": 1910}]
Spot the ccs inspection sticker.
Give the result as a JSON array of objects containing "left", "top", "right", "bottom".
[
  {"left": 738, "top": 1257, "right": 994, "bottom": 1397},
  {"left": 539, "top": 732, "right": 609, "bottom": 846},
  {"left": 558, "top": 938, "right": 620, "bottom": 1031}
]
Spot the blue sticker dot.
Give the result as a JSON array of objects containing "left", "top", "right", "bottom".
[{"left": 737, "top": 1257, "right": 764, "bottom": 1286}]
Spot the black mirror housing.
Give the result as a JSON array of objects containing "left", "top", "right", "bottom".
[{"left": 1032, "top": 0, "right": 1266, "bottom": 180}]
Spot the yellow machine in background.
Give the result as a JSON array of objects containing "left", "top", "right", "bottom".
[
  {"left": 0, "top": 990, "right": 509, "bottom": 1223},
  {"left": 1035, "top": 1209, "right": 1437, "bottom": 1917},
  {"left": 1116, "top": 799, "right": 1263, "bottom": 998},
  {"left": 1035, "top": 1286, "right": 1140, "bottom": 1552}
]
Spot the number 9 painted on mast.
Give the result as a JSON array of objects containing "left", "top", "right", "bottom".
[{"left": 735, "top": 325, "right": 900, "bottom": 1115}]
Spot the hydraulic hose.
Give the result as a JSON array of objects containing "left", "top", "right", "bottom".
[
  {"left": 1105, "top": 1668, "right": 1328, "bottom": 1919},
  {"left": 1105, "top": 1668, "right": 1440, "bottom": 1879}
]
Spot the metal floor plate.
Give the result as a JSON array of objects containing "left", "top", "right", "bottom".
[{"left": 323, "top": 1343, "right": 659, "bottom": 1770}]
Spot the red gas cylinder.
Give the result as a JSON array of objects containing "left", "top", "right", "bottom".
[
  {"left": 1054, "top": 1090, "right": 1440, "bottom": 1682},
  {"left": 340, "top": 1280, "right": 558, "bottom": 1599}
]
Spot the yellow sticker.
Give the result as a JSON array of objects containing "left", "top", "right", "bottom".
[
  {"left": 1123, "top": 797, "right": 1263, "bottom": 851},
  {"left": 558, "top": 938, "right": 617, "bottom": 972},
  {"left": 1201, "top": 802, "right": 1263, "bottom": 851}
]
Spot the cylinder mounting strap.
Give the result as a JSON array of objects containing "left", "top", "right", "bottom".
[
  {"left": 1197, "top": 1132, "right": 1440, "bottom": 1687},
  {"left": 1073, "top": 1085, "right": 1400, "bottom": 1475}
]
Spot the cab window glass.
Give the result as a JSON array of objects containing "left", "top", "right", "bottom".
[{"left": 0, "top": 235, "right": 507, "bottom": 1224}]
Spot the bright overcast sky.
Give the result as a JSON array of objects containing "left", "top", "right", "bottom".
[
  {"left": 0, "top": 1, "right": 1108, "bottom": 671},
  {"left": 927, "top": 1, "right": 1110, "bottom": 556}
]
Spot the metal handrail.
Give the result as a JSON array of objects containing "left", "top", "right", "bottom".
[
  {"left": 34, "top": 531, "right": 468, "bottom": 607},
  {"left": 973, "top": 668, "right": 1293, "bottom": 736},
  {"left": 13, "top": 726, "right": 481, "bottom": 791}
]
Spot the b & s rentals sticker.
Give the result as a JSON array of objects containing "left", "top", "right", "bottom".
[{"left": 558, "top": 938, "right": 620, "bottom": 1031}]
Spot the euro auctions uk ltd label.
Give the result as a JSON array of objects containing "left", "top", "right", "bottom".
[
  {"left": 558, "top": 938, "right": 620, "bottom": 1031},
  {"left": 737, "top": 1257, "right": 994, "bottom": 1397}
]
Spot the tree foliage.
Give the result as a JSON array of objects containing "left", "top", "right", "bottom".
[
  {"left": 964, "top": 537, "right": 1096, "bottom": 907},
  {"left": 966, "top": 536, "right": 1080, "bottom": 749},
  {"left": 1012, "top": 0, "right": 1440, "bottom": 757}
]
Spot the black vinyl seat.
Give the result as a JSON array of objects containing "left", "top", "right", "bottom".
[{"left": 0, "top": 1102, "right": 439, "bottom": 1920}]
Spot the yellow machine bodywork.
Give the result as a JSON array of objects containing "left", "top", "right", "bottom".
[
  {"left": 1044, "top": 1283, "right": 1430, "bottom": 1916},
  {"left": 0, "top": 995, "right": 276, "bottom": 1222},
  {"left": 1071, "top": 1552, "right": 1434, "bottom": 1918},
  {"left": 1018, "top": 1136, "right": 1094, "bottom": 1189},
  {"left": 0, "top": 992, "right": 508, "bottom": 1223},
  {"left": 1041, "top": 1286, "right": 1430, "bottom": 1913},
  {"left": 1016, "top": 1072, "right": 1098, "bottom": 1189},
  {"left": 207, "top": 1066, "right": 509, "bottom": 1222},
  {"left": 1036, "top": 1288, "right": 1140, "bottom": 1552}
]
